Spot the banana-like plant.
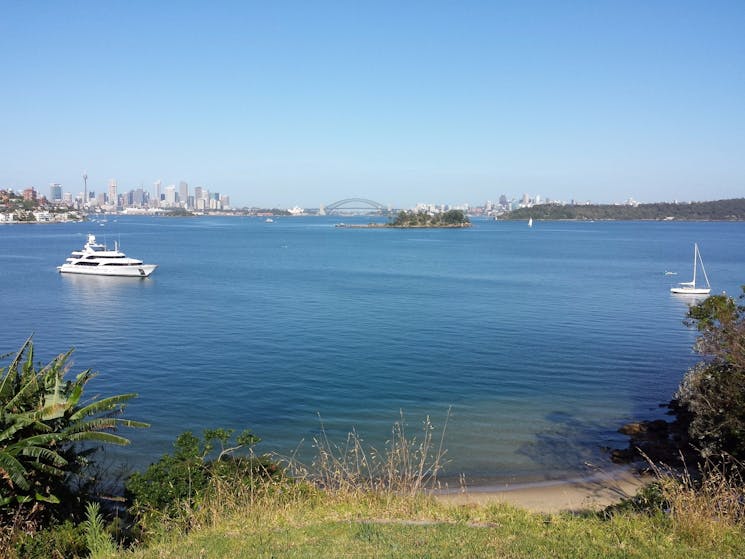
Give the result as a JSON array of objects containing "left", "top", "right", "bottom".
[{"left": 0, "top": 337, "right": 148, "bottom": 513}]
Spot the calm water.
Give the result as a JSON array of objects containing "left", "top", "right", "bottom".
[{"left": 2, "top": 217, "right": 744, "bottom": 485}]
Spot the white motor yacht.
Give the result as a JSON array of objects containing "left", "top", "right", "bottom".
[{"left": 58, "top": 234, "right": 157, "bottom": 277}]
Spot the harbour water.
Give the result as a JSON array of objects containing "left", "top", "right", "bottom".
[{"left": 2, "top": 217, "right": 744, "bottom": 485}]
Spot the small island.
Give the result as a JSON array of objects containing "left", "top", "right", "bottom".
[{"left": 337, "top": 209, "right": 471, "bottom": 229}]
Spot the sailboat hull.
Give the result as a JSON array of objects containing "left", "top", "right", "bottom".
[{"left": 670, "top": 286, "right": 711, "bottom": 295}]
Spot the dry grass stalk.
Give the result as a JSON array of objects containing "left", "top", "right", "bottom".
[
  {"left": 642, "top": 450, "right": 745, "bottom": 541},
  {"left": 285, "top": 410, "right": 451, "bottom": 497}
]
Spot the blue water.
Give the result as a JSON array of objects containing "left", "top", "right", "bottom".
[{"left": 2, "top": 217, "right": 744, "bottom": 485}]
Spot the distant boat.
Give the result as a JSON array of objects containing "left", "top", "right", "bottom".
[
  {"left": 528, "top": 217, "right": 533, "bottom": 228},
  {"left": 265, "top": 218, "right": 274, "bottom": 223},
  {"left": 670, "top": 243, "right": 710, "bottom": 295},
  {"left": 664, "top": 271, "right": 677, "bottom": 276}
]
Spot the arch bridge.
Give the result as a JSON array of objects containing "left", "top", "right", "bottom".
[{"left": 323, "top": 198, "right": 391, "bottom": 215}]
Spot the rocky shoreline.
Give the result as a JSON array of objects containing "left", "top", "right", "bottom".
[{"left": 610, "top": 399, "right": 695, "bottom": 471}]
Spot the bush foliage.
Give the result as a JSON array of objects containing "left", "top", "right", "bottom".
[
  {"left": 505, "top": 198, "right": 745, "bottom": 221},
  {"left": 675, "top": 287, "right": 745, "bottom": 462},
  {"left": 125, "top": 428, "right": 281, "bottom": 521}
]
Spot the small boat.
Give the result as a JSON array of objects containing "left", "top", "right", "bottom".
[
  {"left": 58, "top": 234, "right": 157, "bottom": 277},
  {"left": 670, "top": 243, "right": 710, "bottom": 295},
  {"left": 265, "top": 218, "right": 274, "bottom": 223},
  {"left": 528, "top": 217, "right": 533, "bottom": 228}
]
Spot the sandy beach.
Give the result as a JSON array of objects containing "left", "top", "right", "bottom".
[{"left": 435, "top": 468, "right": 649, "bottom": 514}]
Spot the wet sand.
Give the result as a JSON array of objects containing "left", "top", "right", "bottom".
[{"left": 435, "top": 468, "right": 649, "bottom": 513}]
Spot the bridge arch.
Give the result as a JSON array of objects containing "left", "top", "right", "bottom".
[{"left": 323, "top": 198, "right": 390, "bottom": 214}]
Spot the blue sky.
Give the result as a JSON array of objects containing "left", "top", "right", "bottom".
[{"left": 1, "top": 1, "right": 743, "bottom": 208}]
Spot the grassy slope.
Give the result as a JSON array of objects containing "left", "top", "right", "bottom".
[{"left": 118, "top": 491, "right": 745, "bottom": 559}]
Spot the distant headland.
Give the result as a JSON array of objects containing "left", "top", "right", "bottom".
[{"left": 502, "top": 198, "right": 745, "bottom": 221}]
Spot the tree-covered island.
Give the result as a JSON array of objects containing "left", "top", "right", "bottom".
[
  {"left": 335, "top": 209, "right": 471, "bottom": 228},
  {"left": 388, "top": 209, "right": 471, "bottom": 228}
]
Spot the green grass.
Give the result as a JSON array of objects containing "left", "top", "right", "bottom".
[{"left": 115, "top": 488, "right": 745, "bottom": 559}]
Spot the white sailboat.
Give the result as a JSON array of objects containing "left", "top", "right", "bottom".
[
  {"left": 528, "top": 217, "right": 533, "bottom": 228},
  {"left": 670, "top": 243, "right": 710, "bottom": 295}
]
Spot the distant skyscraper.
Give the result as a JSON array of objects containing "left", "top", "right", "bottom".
[
  {"left": 133, "top": 188, "right": 144, "bottom": 207},
  {"left": 154, "top": 180, "right": 162, "bottom": 203},
  {"left": 165, "top": 185, "right": 177, "bottom": 207},
  {"left": 108, "top": 180, "right": 118, "bottom": 205},
  {"left": 49, "top": 183, "right": 62, "bottom": 202},
  {"left": 179, "top": 181, "right": 189, "bottom": 207}
]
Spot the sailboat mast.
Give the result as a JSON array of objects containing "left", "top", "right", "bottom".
[
  {"left": 692, "top": 243, "right": 698, "bottom": 285},
  {"left": 697, "top": 244, "right": 711, "bottom": 288}
]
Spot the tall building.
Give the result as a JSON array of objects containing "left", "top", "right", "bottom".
[
  {"left": 154, "top": 180, "right": 162, "bottom": 204},
  {"left": 179, "top": 181, "right": 189, "bottom": 207},
  {"left": 210, "top": 192, "right": 220, "bottom": 210},
  {"left": 108, "top": 180, "right": 118, "bottom": 205},
  {"left": 49, "top": 183, "right": 62, "bottom": 202},
  {"left": 133, "top": 188, "right": 144, "bottom": 207},
  {"left": 165, "top": 185, "right": 177, "bottom": 207}
]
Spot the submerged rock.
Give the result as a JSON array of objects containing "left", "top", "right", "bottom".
[{"left": 611, "top": 413, "right": 692, "bottom": 467}]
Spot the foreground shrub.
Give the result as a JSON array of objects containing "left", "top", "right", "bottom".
[
  {"left": 125, "top": 428, "right": 281, "bottom": 533},
  {"left": 602, "top": 481, "right": 669, "bottom": 517},
  {"left": 0, "top": 338, "right": 148, "bottom": 526},
  {"left": 12, "top": 520, "right": 87, "bottom": 559},
  {"left": 675, "top": 287, "right": 745, "bottom": 462}
]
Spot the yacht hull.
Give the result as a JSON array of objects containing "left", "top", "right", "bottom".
[{"left": 58, "top": 264, "right": 157, "bottom": 277}]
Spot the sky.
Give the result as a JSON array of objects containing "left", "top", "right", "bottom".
[{"left": 1, "top": 1, "right": 743, "bottom": 209}]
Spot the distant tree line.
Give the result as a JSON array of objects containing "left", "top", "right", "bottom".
[{"left": 503, "top": 198, "right": 745, "bottom": 221}]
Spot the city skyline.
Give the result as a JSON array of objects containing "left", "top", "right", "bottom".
[{"left": 1, "top": 2, "right": 743, "bottom": 208}]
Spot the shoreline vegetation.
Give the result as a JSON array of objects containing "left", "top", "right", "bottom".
[{"left": 503, "top": 197, "right": 745, "bottom": 221}]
